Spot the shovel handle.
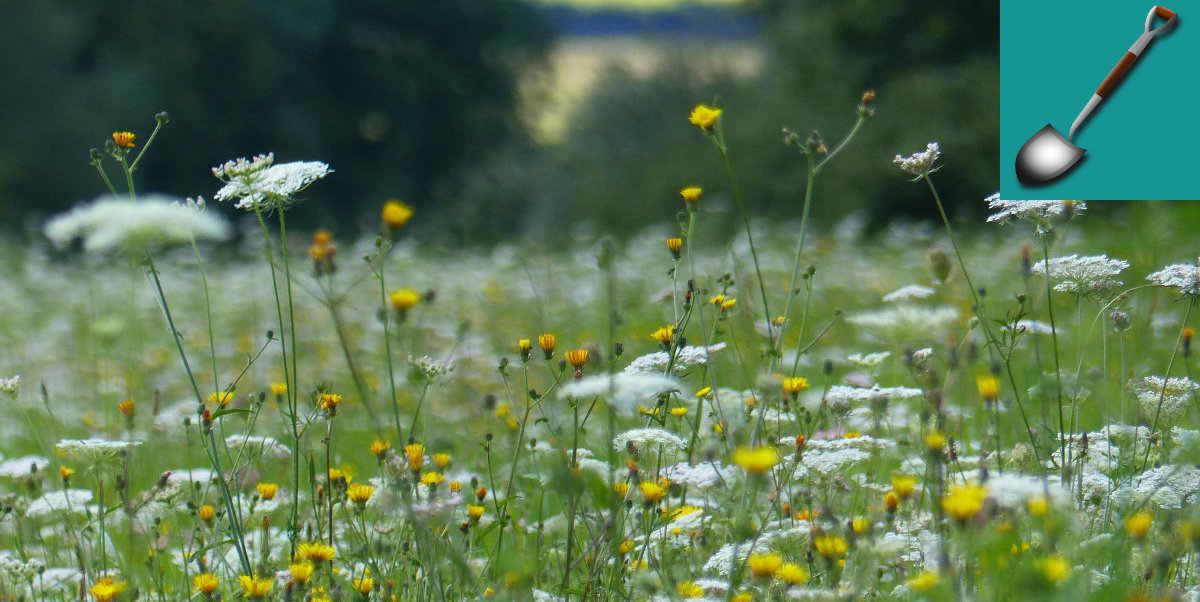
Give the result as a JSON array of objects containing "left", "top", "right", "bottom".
[
  {"left": 1156, "top": 6, "right": 1176, "bottom": 19},
  {"left": 1096, "top": 52, "right": 1138, "bottom": 97}
]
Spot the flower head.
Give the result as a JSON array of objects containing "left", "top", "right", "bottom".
[
  {"left": 389, "top": 288, "right": 421, "bottom": 313},
  {"left": 1124, "top": 511, "right": 1152, "bottom": 538},
  {"left": 639, "top": 480, "right": 667, "bottom": 503},
  {"left": 813, "top": 534, "right": 848, "bottom": 559},
  {"left": 319, "top": 392, "right": 343, "bottom": 415},
  {"left": 405, "top": 443, "right": 426, "bottom": 471},
  {"left": 689, "top": 104, "right": 722, "bottom": 130},
  {"left": 732, "top": 446, "right": 781, "bottom": 474},
  {"left": 985, "top": 194, "right": 1086, "bottom": 235},
  {"left": 381, "top": 199, "right": 414, "bottom": 229},
  {"left": 776, "top": 561, "right": 810, "bottom": 585},
  {"left": 208, "top": 391, "right": 233, "bottom": 407},
  {"left": 666, "top": 237, "right": 683, "bottom": 258},
  {"left": 977, "top": 374, "right": 1000, "bottom": 402},
  {"left": 89, "top": 577, "right": 127, "bottom": 602},
  {"left": 747, "top": 552, "right": 782, "bottom": 578},
  {"left": 651, "top": 325, "right": 674, "bottom": 345},
  {"left": 298, "top": 541, "right": 337, "bottom": 563},
  {"left": 1147, "top": 262, "right": 1200, "bottom": 297},
  {"left": 347, "top": 482, "right": 374, "bottom": 508},
  {"left": 680, "top": 186, "right": 703, "bottom": 203},
  {"left": 942, "top": 482, "right": 988, "bottom": 521},
  {"left": 238, "top": 575, "right": 273, "bottom": 598},
  {"left": 288, "top": 562, "right": 314, "bottom": 585},
  {"left": 193, "top": 572, "right": 219, "bottom": 594},
  {"left": 565, "top": 349, "right": 590, "bottom": 369},
  {"left": 538, "top": 333, "right": 556, "bottom": 359},
  {"left": 256, "top": 482, "right": 278, "bottom": 500},
  {"left": 112, "top": 131, "right": 136, "bottom": 148},
  {"left": 893, "top": 142, "right": 941, "bottom": 177},
  {"left": 212, "top": 153, "right": 332, "bottom": 211},
  {"left": 45, "top": 195, "right": 230, "bottom": 254},
  {"left": 781, "top": 376, "right": 809, "bottom": 396}
]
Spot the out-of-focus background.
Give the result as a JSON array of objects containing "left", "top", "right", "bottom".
[{"left": 2, "top": 0, "right": 997, "bottom": 242}]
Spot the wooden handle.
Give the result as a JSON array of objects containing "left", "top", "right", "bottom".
[
  {"left": 1096, "top": 51, "right": 1138, "bottom": 97},
  {"left": 1155, "top": 6, "right": 1176, "bottom": 19}
]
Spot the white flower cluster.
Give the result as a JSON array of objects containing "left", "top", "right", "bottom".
[
  {"left": 225, "top": 434, "right": 292, "bottom": 460},
  {"left": 25, "top": 489, "right": 94, "bottom": 518},
  {"left": 1004, "top": 319, "right": 1056, "bottom": 335},
  {"left": 703, "top": 521, "right": 812, "bottom": 576},
  {"left": 0, "top": 455, "right": 50, "bottom": 478},
  {"left": 0, "top": 374, "right": 18, "bottom": 399},
  {"left": 622, "top": 343, "right": 726, "bottom": 376},
  {"left": 1147, "top": 263, "right": 1200, "bottom": 296},
  {"left": 846, "top": 306, "right": 958, "bottom": 339},
  {"left": 846, "top": 351, "right": 890, "bottom": 368},
  {"left": 1029, "top": 254, "right": 1129, "bottom": 297},
  {"left": 56, "top": 438, "right": 142, "bottom": 461},
  {"left": 985, "top": 194, "right": 1086, "bottom": 234},
  {"left": 786, "top": 435, "right": 894, "bottom": 478},
  {"left": 824, "top": 385, "right": 924, "bottom": 416},
  {"left": 893, "top": 142, "right": 941, "bottom": 176},
  {"left": 0, "top": 554, "right": 44, "bottom": 582},
  {"left": 1131, "top": 375, "right": 1200, "bottom": 424},
  {"left": 213, "top": 153, "right": 332, "bottom": 211},
  {"left": 409, "top": 355, "right": 455, "bottom": 383},
  {"left": 1113, "top": 464, "right": 1200, "bottom": 510},
  {"left": 612, "top": 428, "right": 687, "bottom": 452},
  {"left": 661, "top": 461, "right": 734, "bottom": 491},
  {"left": 983, "top": 473, "right": 1070, "bottom": 508},
  {"left": 44, "top": 195, "right": 230, "bottom": 253},
  {"left": 881, "top": 285, "right": 935, "bottom": 303},
  {"left": 559, "top": 373, "right": 685, "bottom": 413}
]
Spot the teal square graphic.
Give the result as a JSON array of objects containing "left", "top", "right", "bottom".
[{"left": 1001, "top": 2, "right": 1193, "bottom": 199}]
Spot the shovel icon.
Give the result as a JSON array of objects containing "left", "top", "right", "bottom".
[{"left": 1014, "top": 6, "right": 1177, "bottom": 185}]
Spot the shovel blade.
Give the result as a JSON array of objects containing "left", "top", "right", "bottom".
[{"left": 1015, "top": 124, "right": 1086, "bottom": 185}]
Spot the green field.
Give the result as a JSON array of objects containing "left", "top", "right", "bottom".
[{"left": 0, "top": 109, "right": 1198, "bottom": 601}]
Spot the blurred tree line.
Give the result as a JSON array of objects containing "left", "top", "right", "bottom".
[{"left": 2, "top": 0, "right": 996, "bottom": 243}]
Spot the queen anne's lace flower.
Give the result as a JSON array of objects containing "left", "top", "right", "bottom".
[
  {"left": 893, "top": 142, "right": 941, "bottom": 176},
  {"left": 25, "top": 489, "right": 94, "bottom": 517},
  {"left": 612, "top": 428, "right": 687, "bottom": 452},
  {"left": 622, "top": 343, "right": 726, "bottom": 376},
  {"left": 0, "top": 455, "right": 50, "bottom": 478},
  {"left": 212, "top": 153, "right": 332, "bottom": 211},
  {"left": 1029, "top": 254, "right": 1128, "bottom": 297},
  {"left": 225, "top": 435, "right": 292, "bottom": 460},
  {"left": 55, "top": 438, "right": 142, "bottom": 461},
  {"left": 985, "top": 194, "right": 1086, "bottom": 235},
  {"left": 1131, "top": 376, "right": 1200, "bottom": 425},
  {"left": 0, "top": 375, "right": 18, "bottom": 399},
  {"left": 1147, "top": 263, "right": 1200, "bottom": 296},
  {"left": 881, "top": 285, "right": 935, "bottom": 303},
  {"left": 559, "top": 373, "right": 686, "bottom": 412},
  {"left": 44, "top": 195, "right": 230, "bottom": 253}
]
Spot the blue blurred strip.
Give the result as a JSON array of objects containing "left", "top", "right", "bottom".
[{"left": 541, "top": 5, "right": 761, "bottom": 39}]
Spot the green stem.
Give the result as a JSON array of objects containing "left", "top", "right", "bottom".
[
  {"left": 713, "top": 137, "right": 774, "bottom": 351},
  {"left": 1039, "top": 236, "right": 1067, "bottom": 479},
  {"left": 775, "top": 151, "right": 815, "bottom": 372}
]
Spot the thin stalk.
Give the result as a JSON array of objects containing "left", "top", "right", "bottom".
[
  {"left": 773, "top": 151, "right": 815, "bottom": 372},
  {"left": 377, "top": 247, "right": 404, "bottom": 439},
  {"left": 1039, "top": 236, "right": 1068, "bottom": 480},
  {"left": 682, "top": 211, "right": 729, "bottom": 462},
  {"left": 1142, "top": 303, "right": 1194, "bottom": 470}
]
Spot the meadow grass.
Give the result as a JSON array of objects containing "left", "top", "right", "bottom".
[{"left": 0, "top": 106, "right": 1198, "bottom": 601}]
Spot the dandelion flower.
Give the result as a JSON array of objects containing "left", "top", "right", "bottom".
[
  {"left": 353, "top": 574, "right": 374, "bottom": 594},
  {"left": 651, "top": 325, "right": 674, "bottom": 345},
  {"left": 298, "top": 541, "right": 336, "bottom": 563},
  {"left": 1036, "top": 554, "right": 1071, "bottom": 584},
  {"left": 678, "top": 582, "right": 705, "bottom": 598},
  {"left": 942, "top": 483, "right": 988, "bottom": 521},
  {"left": 688, "top": 105, "right": 721, "bottom": 130},
  {"left": 193, "top": 572, "right": 219, "bottom": 594},
  {"left": 112, "top": 131, "right": 136, "bottom": 148},
  {"left": 212, "top": 153, "right": 332, "bottom": 211},
  {"left": 208, "top": 391, "right": 233, "bottom": 406},
  {"left": 565, "top": 349, "right": 589, "bottom": 369},
  {"left": 89, "top": 577, "right": 127, "bottom": 602},
  {"left": 732, "top": 446, "right": 781, "bottom": 474},
  {"left": 893, "top": 142, "right": 941, "bottom": 176},
  {"left": 389, "top": 288, "right": 421, "bottom": 312},
  {"left": 45, "top": 195, "right": 230, "bottom": 254},
  {"left": 906, "top": 570, "right": 939, "bottom": 591},
  {"left": 1124, "top": 511, "right": 1152, "bottom": 538},
  {"left": 776, "top": 561, "right": 809, "bottom": 585},
  {"left": 270, "top": 383, "right": 287, "bottom": 396},
  {"left": 381, "top": 199, "right": 414, "bottom": 229},
  {"left": 781, "top": 376, "right": 809, "bottom": 396},
  {"left": 976, "top": 374, "right": 1000, "bottom": 401},
  {"left": 639, "top": 480, "right": 667, "bottom": 503},
  {"left": 288, "top": 562, "right": 314, "bottom": 585},
  {"left": 666, "top": 237, "right": 683, "bottom": 257},
  {"left": 746, "top": 552, "right": 782, "bottom": 578},
  {"left": 538, "top": 333, "right": 556, "bottom": 359},
  {"left": 198, "top": 504, "right": 216, "bottom": 521},
  {"left": 370, "top": 439, "right": 391, "bottom": 458},
  {"left": 680, "top": 186, "right": 703, "bottom": 203},
  {"left": 467, "top": 504, "right": 485, "bottom": 521},
  {"left": 421, "top": 471, "right": 446, "bottom": 488},
  {"left": 813, "top": 534, "right": 848, "bottom": 559},
  {"left": 405, "top": 443, "right": 426, "bottom": 471},
  {"left": 237, "top": 575, "right": 273, "bottom": 598},
  {"left": 319, "top": 392, "right": 343, "bottom": 415},
  {"left": 256, "top": 482, "right": 278, "bottom": 500}
]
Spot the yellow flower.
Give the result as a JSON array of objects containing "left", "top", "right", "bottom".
[
  {"left": 389, "top": 288, "right": 420, "bottom": 312},
  {"left": 289, "top": 561, "right": 314, "bottom": 585},
  {"left": 270, "top": 383, "right": 288, "bottom": 396},
  {"left": 193, "top": 572, "right": 220, "bottom": 594},
  {"left": 890, "top": 475, "right": 918, "bottom": 498},
  {"left": 353, "top": 574, "right": 374, "bottom": 594},
  {"left": 432, "top": 453, "right": 451, "bottom": 469},
  {"left": 90, "top": 577, "right": 127, "bottom": 602},
  {"left": 670, "top": 407, "right": 688, "bottom": 418},
  {"left": 256, "top": 482, "right": 278, "bottom": 500},
  {"left": 198, "top": 504, "right": 215, "bottom": 522},
  {"left": 327, "top": 467, "right": 351, "bottom": 484},
  {"left": 851, "top": 517, "right": 870, "bottom": 535},
  {"left": 1027, "top": 496, "right": 1049, "bottom": 516},
  {"left": 370, "top": 439, "right": 391, "bottom": 458},
  {"left": 720, "top": 298, "right": 737, "bottom": 312},
  {"left": 207, "top": 391, "right": 233, "bottom": 406},
  {"left": 467, "top": 504, "right": 485, "bottom": 521},
  {"left": 565, "top": 348, "right": 589, "bottom": 369},
  {"left": 639, "top": 480, "right": 667, "bottom": 503},
  {"left": 618, "top": 539, "right": 634, "bottom": 555},
  {"left": 906, "top": 570, "right": 939, "bottom": 591},
  {"left": 112, "top": 131, "right": 136, "bottom": 148},
  {"left": 319, "top": 392, "right": 342, "bottom": 414},
  {"left": 298, "top": 541, "right": 337, "bottom": 563},
  {"left": 941, "top": 483, "right": 988, "bottom": 522},
  {"left": 538, "top": 333, "right": 556, "bottom": 359},
  {"left": 781, "top": 376, "right": 810, "bottom": 396},
  {"left": 518, "top": 338, "right": 532, "bottom": 360},
  {"left": 421, "top": 471, "right": 446, "bottom": 488},
  {"left": 730, "top": 594, "right": 752, "bottom": 602},
  {"left": 613, "top": 482, "right": 630, "bottom": 499},
  {"left": 449, "top": 480, "right": 462, "bottom": 493},
  {"left": 1124, "top": 511, "right": 1152, "bottom": 539},
  {"left": 651, "top": 325, "right": 674, "bottom": 345},
  {"left": 381, "top": 199, "right": 414, "bottom": 229},
  {"left": 238, "top": 575, "right": 273, "bottom": 599},
  {"left": 1036, "top": 554, "right": 1071, "bottom": 584},
  {"left": 347, "top": 483, "right": 374, "bottom": 508},
  {"left": 696, "top": 386, "right": 712, "bottom": 398},
  {"left": 732, "top": 446, "right": 781, "bottom": 474},
  {"left": 924, "top": 430, "right": 946, "bottom": 451},
  {"left": 59, "top": 465, "right": 75, "bottom": 482},
  {"left": 680, "top": 186, "right": 703, "bottom": 203},
  {"left": 776, "top": 561, "right": 809, "bottom": 585},
  {"left": 666, "top": 237, "right": 683, "bottom": 257},
  {"left": 688, "top": 104, "right": 722, "bottom": 130},
  {"left": 405, "top": 443, "right": 426, "bottom": 471},
  {"left": 118, "top": 399, "right": 135, "bottom": 418},
  {"left": 883, "top": 491, "right": 900, "bottom": 511},
  {"left": 678, "top": 581, "right": 705, "bottom": 598},
  {"left": 814, "top": 534, "right": 848, "bottom": 559},
  {"left": 747, "top": 552, "right": 782, "bottom": 578},
  {"left": 976, "top": 374, "right": 1000, "bottom": 402}
]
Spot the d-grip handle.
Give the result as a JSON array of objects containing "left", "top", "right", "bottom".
[
  {"left": 1155, "top": 6, "right": 1176, "bottom": 19},
  {"left": 1095, "top": 51, "right": 1138, "bottom": 97}
]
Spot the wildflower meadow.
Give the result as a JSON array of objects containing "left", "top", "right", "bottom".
[{"left": 1, "top": 97, "right": 1198, "bottom": 602}]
